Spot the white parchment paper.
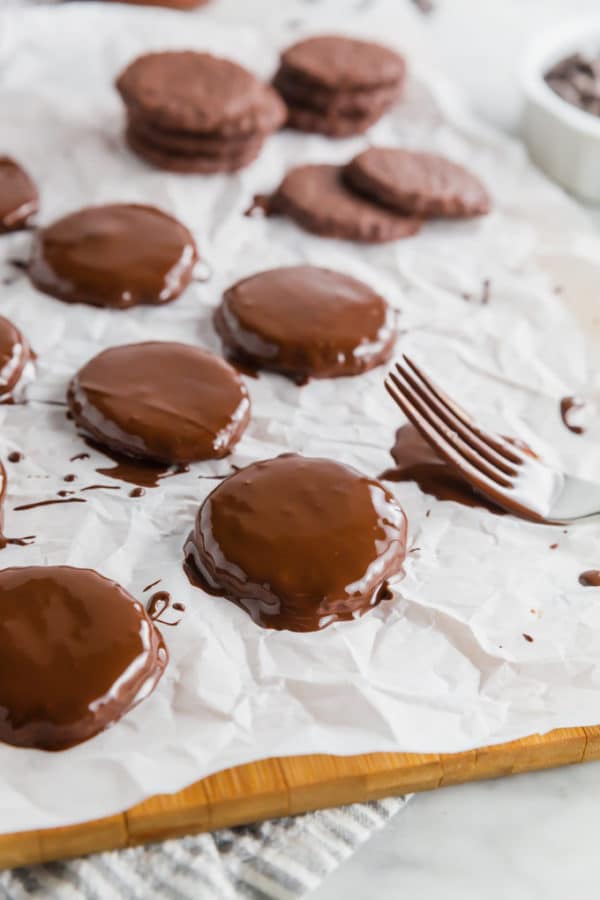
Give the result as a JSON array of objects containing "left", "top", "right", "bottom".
[{"left": 2, "top": 1, "right": 600, "bottom": 833}]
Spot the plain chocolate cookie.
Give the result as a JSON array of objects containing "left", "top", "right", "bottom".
[
  {"left": 280, "top": 35, "right": 405, "bottom": 91},
  {"left": 126, "top": 126, "right": 263, "bottom": 173},
  {"left": 266, "top": 163, "right": 421, "bottom": 243},
  {"left": 345, "top": 148, "right": 491, "bottom": 218},
  {"left": 117, "top": 51, "right": 286, "bottom": 137}
]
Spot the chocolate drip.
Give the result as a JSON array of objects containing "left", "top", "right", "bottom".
[
  {"left": 147, "top": 591, "right": 184, "bottom": 626},
  {"left": 184, "top": 454, "right": 407, "bottom": 632},
  {"left": 579, "top": 570, "right": 600, "bottom": 586},
  {"left": 14, "top": 498, "right": 87, "bottom": 512},
  {"left": 143, "top": 579, "right": 162, "bottom": 593},
  {"left": 244, "top": 193, "right": 275, "bottom": 217},
  {"left": 560, "top": 396, "right": 587, "bottom": 434},
  {"left": 129, "top": 487, "right": 146, "bottom": 497},
  {"left": 70, "top": 452, "right": 90, "bottom": 461},
  {"left": 0, "top": 566, "right": 167, "bottom": 750},
  {"left": 7, "top": 452, "right": 22, "bottom": 463}
]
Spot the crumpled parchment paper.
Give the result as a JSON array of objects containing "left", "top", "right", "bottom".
[{"left": 2, "top": 0, "right": 600, "bottom": 833}]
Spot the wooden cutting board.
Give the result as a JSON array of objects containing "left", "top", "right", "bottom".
[{"left": 1, "top": 723, "right": 599, "bottom": 870}]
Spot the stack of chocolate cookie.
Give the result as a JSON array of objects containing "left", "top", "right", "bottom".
[
  {"left": 274, "top": 35, "right": 405, "bottom": 137},
  {"left": 116, "top": 51, "right": 286, "bottom": 173}
]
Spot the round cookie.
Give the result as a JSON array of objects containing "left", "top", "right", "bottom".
[
  {"left": 0, "top": 315, "right": 35, "bottom": 403},
  {"left": 127, "top": 113, "right": 264, "bottom": 157},
  {"left": 29, "top": 204, "right": 197, "bottom": 309},
  {"left": 268, "top": 163, "right": 421, "bottom": 243},
  {"left": 117, "top": 52, "right": 286, "bottom": 136},
  {"left": 280, "top": 35, "right": 405, "bottom": 91},
  {"left": 344, "top": 148, "right": 491, "bottom": 218},
  {"left": 185, "top": 454, "right": 408, "bottom": 632},
  {"left": 68, "top": 341, "right": 250, "bottom": 464},
  {"left": 284, "top": 99, "right": 391, "bottom": 138},
  {"left": 273, "top": 67, "right": 400, "bottom": 116},
  {"left": 215, "top": 265, "right": 396, "bottom": 381},
  {"left": 0, "top": 566, "right": 167, "bottom": 751},
  {"left": 0, "top": 156, "right": 38, "bottom": 233},
  {"left": 126, "top": 125, "right": 263, "bottom": 173}
]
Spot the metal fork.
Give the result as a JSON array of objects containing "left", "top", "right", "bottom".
[{"left": 384, "top": 356, "right": 600, "bottom": 524}]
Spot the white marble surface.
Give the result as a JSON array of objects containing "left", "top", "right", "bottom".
[
  {"left": 310, "top": 1, "right": 600, "bottom": 897},
  {"left": 313, "top": 760, "right": 600, "bottom": 900}
]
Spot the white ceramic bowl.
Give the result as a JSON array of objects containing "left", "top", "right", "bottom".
[{"left": 522, "top": 19, "right": 600, "bottom": 202}]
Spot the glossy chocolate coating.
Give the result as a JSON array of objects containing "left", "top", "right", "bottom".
[
  {"left": 0, "top": 157, "right": 38, "bottom": 233},
  {"left": 29, "top": 204, "right": 197, "bottom": 309},
  {"left": 0, "top": 315, "right": 35, "bottom": 403},
  {"left": 0, "top": 566, "right": 167, "bottom": 750},
  {"left": 68, "top": 342, "right": 250, "bottom": 464},
  {"left": 185, "top": 454, "right": 407, "bottom": 632},
  {"left": 215, "top": 265, "right": 396, "bottom": 381}
]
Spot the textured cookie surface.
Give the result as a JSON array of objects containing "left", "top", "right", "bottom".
[{"left": 345, "top": 148, "right": 491, "bottom": 218}]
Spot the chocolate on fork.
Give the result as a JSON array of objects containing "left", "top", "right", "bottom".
[{"left": 385, "top": 356, "right": 600, "bottom": 524}]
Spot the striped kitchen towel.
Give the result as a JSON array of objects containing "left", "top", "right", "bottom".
[{"left": 1, "top": 797, "right": 409, "bottom": 899}]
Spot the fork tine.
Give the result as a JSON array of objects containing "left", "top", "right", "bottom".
[
  {"left": 387, "top": 369, "right": 513, "bottom": 488},
  {"left": 402, "top": 355, "right": 525, "bottom": 466},
  {"left": 385, "top": 377, "right": 546, "bottom": 522},
  {"left": 397, "top": 359, "right": 520, "bottom": 477},
  {"left": 384, "top": 377, "right": 514, "bottom": 506}
]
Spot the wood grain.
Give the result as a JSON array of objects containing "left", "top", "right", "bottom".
[{"left": 3, "top": 724, "right": 600, "bottom": 870}]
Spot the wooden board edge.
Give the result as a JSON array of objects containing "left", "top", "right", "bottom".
[{"left": 1, "top": 723, "right": 599, "bottom": 870}]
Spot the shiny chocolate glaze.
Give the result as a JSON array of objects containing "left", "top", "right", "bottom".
[
  {"left": 0, "top": 315, "right": 35, "bottom": 403},
  {"left": 68, "top": 342, "right": 250, "bottom": 464},
  {"left": 215, "top": 265, "right": 396, "bottom": 381},
  {"left": 184, "top": 454, "right": 407, "bottom": 632},
  {"left": 0, "top": 566, "right": 167, "bottom": 750},
  {"left": 0, "top": 157, "right": 38, "bottom": 233},
  {"left": 29, "top": 204, "right": 197, "bottom": 309}
]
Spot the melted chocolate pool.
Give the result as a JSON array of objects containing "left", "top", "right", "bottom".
[
  {"left": 560, "top": 396, "right": 587, "bottom": 435},
  {"left": 0, "top": 566, "right": 168, "bottom": 750},
  {"left": 384, "top": 425, "right": 534, "bottom": 514},
  {"left": 185, "top": 454, "right": 407, "bottom": 632},
  {"left": 215, "top": 265, "right": 396, "bottom": 381},
  {"left": 29, "top": 203, "right": 197, "bottom": 309},
  {"left": 68, "top": 341, "right": 251, "bottom": 464}
]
